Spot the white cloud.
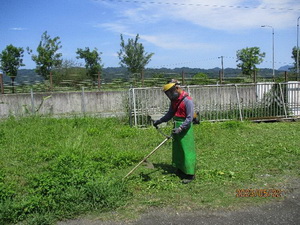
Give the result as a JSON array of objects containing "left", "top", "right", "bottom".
[
  {"left": 122, "top": 6, "right": 162, "bottom": 24},
  {"left": 9, "top": 27, "right": 27, "bottom": 31},
  {"left": 95, "top": 0, "right": 300, "bottom": 37},
  {"left": 140, "top": 34, "right": 217, "bottom": 50},
  {"left": 159, "top": 0, "right": 300, "bottom": 31},
  {"left": 107, "top": 52, "right": 118, "bottom": 58},
  {"left": 98, "top": 0, "right": 300, "bottom": 31},
  {"left": 95, "top": 0, "right": 299, "bottom": 52},
  {"left": 94, "top": 23, "right": 129, "bottom": 34},
  {"left": 97, "top": 22, "right": 217, "bottom": 50}
]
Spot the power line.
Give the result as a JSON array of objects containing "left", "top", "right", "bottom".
[
  {"left": 152, "top": 57, "right": 221, "bottom": 68},
  {"left": 97, "top": 0, "right": 299, "bottom": 11},
  {"left": 152, "top": 56, "right": 293, "bottom": 68},
  {"left": 225, "top": 56, "right": 293, "bottom": 65}
]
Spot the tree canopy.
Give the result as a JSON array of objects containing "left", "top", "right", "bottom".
[
  {"left": 76, "top": 47, "right": 102, "bottom": 79},
  {"left": 236, "top": 47, "right": 265, "bottom": 77},
  {"left": 118, "top": 34, "right": 154, "bottom": 74},
  {"left": 28, "top": 31, "right": 62, "bottom": 79},
  {"left": 0, "top": 44, "right": 25, "bottom": 78},
  {"left": 0, "top": 44, "right": 25, "bottom": 93}
]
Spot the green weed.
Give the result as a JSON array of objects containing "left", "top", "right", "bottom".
[{"left": 0, "top": 117, "right": 299, "bottom": 224}]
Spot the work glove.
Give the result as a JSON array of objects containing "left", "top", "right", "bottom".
[
  {"left": 172, "top": 127, "right": 182, "bottom": 135},
  {"left": 153, "top": 120, "right": 161, "bottom": 128}
]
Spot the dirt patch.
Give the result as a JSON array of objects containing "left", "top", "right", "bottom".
[{"left": 58, "top": 177, "right": 300, "bottom": 225}]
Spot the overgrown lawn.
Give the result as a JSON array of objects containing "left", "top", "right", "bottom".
[{"left": 0, "top": 117, "right": 299, "bottom": 224}]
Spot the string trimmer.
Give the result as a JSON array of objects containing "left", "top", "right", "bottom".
[{"left": 123, "top": 123, "right": 172, "bottom": 180}]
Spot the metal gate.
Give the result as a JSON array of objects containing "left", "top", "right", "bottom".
[{"left": 129, "top": 82, "right": 300, "bottom": 127}]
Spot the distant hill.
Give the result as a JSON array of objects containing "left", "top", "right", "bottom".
[
  {"left": 278, "top": 65, "right": 293, "bottom": 71},
  {"left": 1, "top": 66, "right": 286, "bottom": 84},
  {"left": 2, "top": 69, "right": 44, "bottom": 85}
]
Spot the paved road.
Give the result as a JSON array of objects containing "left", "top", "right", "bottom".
[
  {"left": 58, "top": 180, "right": 300, "bottom": 225},
  {"left": 132, "top": 192, "right": 300, "bottom": 225}
]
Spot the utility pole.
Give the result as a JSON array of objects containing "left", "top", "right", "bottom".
[
  {"left": 261, "top": 25, "right": 275, "bottom": 81},
  {"left": 218, "top": 56, "right": 224, "bottom": 82},
  {"left": 297, "top": 16, "right": 300, "bottom": 80}
]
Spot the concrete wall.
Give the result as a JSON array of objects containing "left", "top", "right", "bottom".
[
  {"left": 2, "top": 82, "right": 300, "bottom": 121},
  {"left": 0, "top": 90, "right": 127, "bottom": 118}
]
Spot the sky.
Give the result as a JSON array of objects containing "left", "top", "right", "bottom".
[{"left": 1, "top": 0, "right": 300, "bottom": 70}]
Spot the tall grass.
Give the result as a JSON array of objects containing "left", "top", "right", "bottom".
[
  {"left": 0, "top": 117, "right": 145, "bottom": 224},
  {"left": 122, "top": 120, "right": 299, "bottom": 212},
  {"left": 0, "top": 117, "right": 299, "bottom": 224}
]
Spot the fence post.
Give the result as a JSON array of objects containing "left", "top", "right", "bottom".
[
  {"left": 187, "top": 85, "right": 191, "bottom": 96},
  {"left": 128, "top": 88, "right": 133, "bottom": 127},
  {"left": 141, "top": 70, "right": 144, "bottom": 87},
  {"left": 30, "top": 89, "right": 35, "bottom": 114},
  {"left": 253, "top": 70, "right": 257, "bottom": 83},
  {"left": 11, "top": 76, "right": 16, "bottom": 93},
  {"left": 81, "top": 87, "right": 86, "bottom": 115},
  {"left": 235, "top": 84, "right": 243, "bottom": 121},
  {"left": 50, "top": 72, "right": 53, "bottom": 91},
  {"left": 279, "top": 83, "right": 288, "bottom": 118},
  {"left": 98, "top": 71, "right": 101, "bottom": 89},
  {"left": 132, "top": 88, "right": 137, "bottom": 126},
  {"left": 0, "top": 73, "right": 4, "bottom": 94},
  {"left": 284, "top": 71, "right": 288, "bottom": 82}
]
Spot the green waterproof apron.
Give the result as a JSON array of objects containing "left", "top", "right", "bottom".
[{"left": 172, "top": 117, "right": 196, "bottom": 175}]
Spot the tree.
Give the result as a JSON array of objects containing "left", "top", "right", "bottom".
[
  {"left": 0, "top": 44, "right": 25, "bottom": 93},
  {"left": 28, "top": 31, "right": 62, "bottom": 79},
  {"left": 191, "top": 73, "right": 208, "bottom": 85},
  {"left": 193, "top": 72, "right": 208, "bottom": 80},
  {"left": 291, "top": 46, "right": 300, "bottom": 72},
  {"left": 53, "top": 59, "right": 87, "bottom": 86},
  {"left": 118, "top": 34, "right": 154, "bottom": 81},
  {"left": 76, "top": 47, "right": 102, "bottom": 80},
  {"left": 236, "top": 47, "right": 265, "bottom": 77}
]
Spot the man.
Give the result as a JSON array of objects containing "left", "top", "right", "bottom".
[{"left": 153, "top": 80, "right": 196, "bottom": 184}]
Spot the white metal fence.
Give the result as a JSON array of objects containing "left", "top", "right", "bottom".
[{"left": 129, "top": 82, "right": 300, "bottom": 127}]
